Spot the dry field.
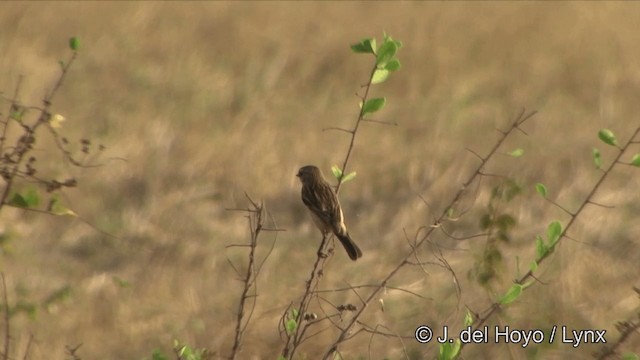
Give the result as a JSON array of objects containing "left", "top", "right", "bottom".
[{"left": 0, "top": 2, "right": 639, "bottom": 359}]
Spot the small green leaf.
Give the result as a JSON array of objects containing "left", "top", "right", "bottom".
[
  {"left": 621, "top": 352, "right": 639, "bottom": 360},
  {"left": 285, "top": 319, "right": 297, "bottom": 335},
  {"left": 547, "top": 221, "right": 562, "bottom": 247},
  {"left": 69, "top": 37, "right": 80, "bottom": 51},
  {"left": 447, "top": 208, "right": 454, "bottom": 218},
  {"left": 598, "top": 128, "right": 618, "bottom": 146},
  {"left": 9, "top": 107, "right": 25, "bottom": 121},
  {"left": 530, "top": 261, "right": 538, "bottom": 272},
  {"left": 535, "top": 183, "right": 547, "bottom": 198},
  {"left": 151, "top": 349, "right": 169, "bottom": 360},
  {"left": 7, "top": 193, "right": 28, "bottom": 208},
  {"left": 508, "top": 148, "right": 524, "bottom": 157},
  {"left": 371, "top": 69, "right": 390, "bottom": 84},
  {"left": 439, "top": 343, "right": 451, "bottom": 360},
  {"left": 341, "top": 171, "right": 357, "bottom": 183},
  {"left": 362, "top": 97, "right": 386, "bottom": 115},
  {"left": 593, "top": 147, "right": 602, "bottom": 169},
  {"left": 630, "top": 154, "right": 640, "bottom": 167},
  {"left": 383, "top": 33, "right": 403, "bottom": 49},
  {"left": 499, "top": 284, "right": 523, "bottom": 305},
  {"left": 439, "top": 339, "right": 461, "bottom": 360},
  {"left": 450, "top": 339, "right": 461, "bottom": 358},
  {"left": 49, "top": 195, "right": 77, "bottom": 216},
  {"left": 464, "top": 309, "right": 473, "bottom": 326},
  {"left": 22, "top": 187, "right": 40, "bottom": 207},
  {"left": 376, "top": 40, "right": 398, "bottom": 67},
  {"left": 385, "top": 59, "right": 401, "bottom": 71},
  {"left": 535, "top": 235, "right": 547, "bottom": 260},
  {"left": 5, "top": 189, "right": 39, "bottom": 208},
  {"left": 331, "top": 165, "right": 342, "bottom": 180},
  {"left": 350, "top": 38, "right": 376, "bottom": 54}
]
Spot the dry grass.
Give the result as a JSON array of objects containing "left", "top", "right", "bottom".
[{"left": 0, "top": 2, "right": 639, "bottom": 359}]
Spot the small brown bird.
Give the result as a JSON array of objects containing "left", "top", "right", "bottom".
[{"left": 296, "top": 165, "right": 362, "bottom": 261}]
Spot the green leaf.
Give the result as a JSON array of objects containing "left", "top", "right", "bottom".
[
  {"left": 530, "top": 261, "right": 538, "bottom": 272},
  {"left": 362, "top": 97, "right": 386, "bottom": 115},
  {"left": 7, "top": 193, "right": 28, "bottom": 208},
  {"left": 499, "top": 284, "right": 523, "bottom": 305},
  {"left": 49, "top": 195, "right": 77, "bottom": 216},
  {"left": 371, "top": 69, "right": 390, "bottom": 84},
  {"left": 535, "top": 183, "right": 547, "bottom": 198},
  {"left": 9, "top": 106, "right": 25, "bottom": 122},
  {"left": 350, "top": 38, "right": 376, "bottom": 54},
  {"left": 285, "top": 319, "right": 297, "bottom": 335},
  {"left": 22, "top": 187, "right": 40, "bottom": 207},
  {"left": 439, "top": 343, "right": 451, "bottom": 360},
  {"left": 439, "top": 339, "right": 461, "bottom": 360},
  {"left": 7, "top": 188, "right": 40, "bottom": 209},
  {"left": 341, "top": 171, "right": 357, "bottom": 183},
  {"left": 386, "top": 59, "right": 401, "bottom": 71},
  {"left": 151, "top": 349, "right": 169, "bottom": 360},
  {"left": 383, "top": 33, "right": 403, "bottom": 49},
  {"left": 592, "top": 147, "right": 602, "bottom": 169},
  {"left": 535, "top": 235, "right": 547, "bottom": 260},
  {"left": 630, "top": 154, "right": 640, "bottom": 167},
  {"left": 621, "top": 352, "right": 639, "bottom": 360},
  {"left": 508, "top": 148, "right": 524, "bottom": 157},
  {"left": 598, "top": 128, "right": 618, "bottom": 146},
  {"left": 547, "top": 221, "right": 562, "bottom": 247},
  {"left": 464, "top": 309, "right": 473, "bottom": 326},
  {"left": 376, "top": 40, "right": 398, "bottom": 67},
  {"left": 331, "top": 165, "right": 342, "bottom": 179},
  {"left": 450, "top": 339, "right": 461, "bottom": 358},
  {"left": 69, "top": 36, "right": 80, "bottom": 51}
]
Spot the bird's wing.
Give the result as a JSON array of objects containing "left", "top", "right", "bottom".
[{"left": 302, "top": 183, "right": 342, "bottom": 225}]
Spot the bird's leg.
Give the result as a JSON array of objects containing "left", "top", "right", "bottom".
[{"left": 317, "top": 233, "right": 329, "bottom": 259}]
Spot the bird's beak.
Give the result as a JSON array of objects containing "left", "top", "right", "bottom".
[{"left": 296, "top": 171, "right": 301, "bottom": 177}]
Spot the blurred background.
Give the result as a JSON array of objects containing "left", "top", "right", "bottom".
[{"left": 0, "top": 2, "right": 639, "bottom": 359}]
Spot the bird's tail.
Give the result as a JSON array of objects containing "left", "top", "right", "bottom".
[{"left": 336, "top": 232, "right": 363, "bottom": 261}]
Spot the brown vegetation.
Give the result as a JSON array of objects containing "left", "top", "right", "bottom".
[{"left": 0, "top": 2, "right": 638, "bottom": 359}]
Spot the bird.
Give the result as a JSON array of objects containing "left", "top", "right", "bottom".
[{"left": 296, "top": 165, "right": 362, "bottom": 261}]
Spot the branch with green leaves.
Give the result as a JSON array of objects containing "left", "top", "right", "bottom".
[
  {"left": 280, "top": 34, "right": 402, "bottom": 360},
  {"left": 323, "top": 110, "right": 537, "bottom": 360},
  {"left": 0, "top": 36, "right": 96, "bottom": 218},
  {"left": 453, "top": 126, "right": 640, "bottom": 359},
  {"left": 332, "top": 33, "right": 402, "bottom": 194}
]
